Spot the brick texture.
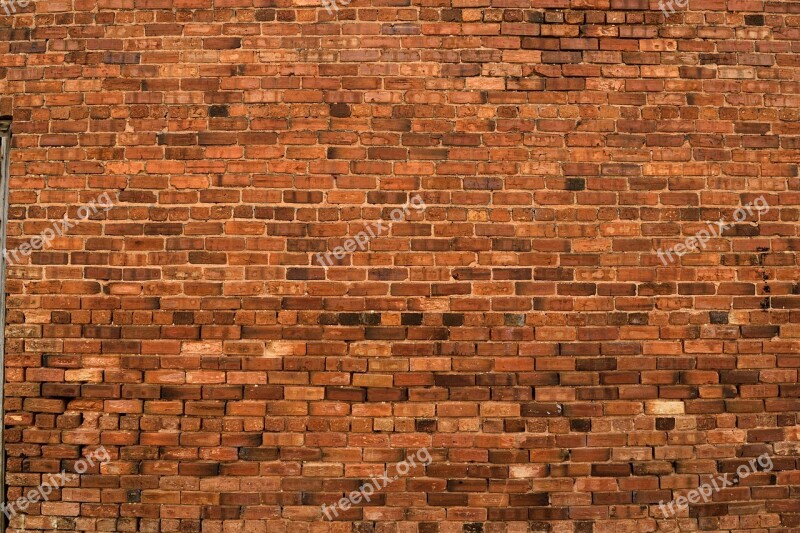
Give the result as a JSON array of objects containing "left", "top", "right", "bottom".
[{"left": 2, "top": 1, "right": 800, "bottom": 532}]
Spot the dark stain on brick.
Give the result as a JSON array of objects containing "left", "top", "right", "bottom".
[
  {"left": 416, "top": 419, "right": 437, "bottom": 432},
  {"left": 570, "top": 419, "right": 591, "bottom": 432},
  {"left": 504, "top": 313, "right": 525, "bottom": 326},
  {"left": 339, "top": 313, "right": 381, "bottom": 326},
  {"left": 419, "top": 523, "right": 439, "bottom": 533},
  {"left": 745, "top": 14, "right": 764, "bottom": 25},
  {"left": 402, "top": 313, "right": 423, "bottom": 325},
  {"left": 656, "top": 418, "right": 675, "bottom": 430},
  {"left": 330, "top": 103, "right": 351, "bottom": 118},
  {"left": 709, "top": 311, "right": 728, "bottom": 324},
  {"left": 565, "top": 177, "right": 586, "bottom": 191},
  {"left": 443, "top": 313, "right": 464, "bottom": 326},
  {"left": 209, "top": 105, "right": 229, "bottom": 117}
]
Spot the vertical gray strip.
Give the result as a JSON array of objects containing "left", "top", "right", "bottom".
[{"left": 0, "top": 123, "right": 11, "bottom": 532}]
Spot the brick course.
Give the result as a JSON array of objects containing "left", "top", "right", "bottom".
[{"left": 2, "top": 1, "right": 800, "bottom": 532}]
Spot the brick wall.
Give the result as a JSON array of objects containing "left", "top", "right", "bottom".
[{"left": 2, "top": 0, "right": 800, "bottom": 532}]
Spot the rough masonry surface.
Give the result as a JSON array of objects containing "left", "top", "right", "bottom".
[{"left": 1, "top": 1, "right": 800, "bottom": 532}]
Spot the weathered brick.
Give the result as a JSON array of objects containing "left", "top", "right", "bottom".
[{"left": 1, "top": 4, "right": 796, "bottom": 532}]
